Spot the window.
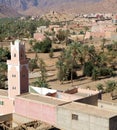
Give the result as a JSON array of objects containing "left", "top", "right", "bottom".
[
  {"left": 72, "top": 114, "right": 78, "bottom": 120},
  {"left": 12, "top": 75, "right": 16, "bottom": 77},
  {"left": 13, "top": 101, "right": 15, "bottom": 106},
  {"left": 0, "top": 101, "right": 4, "bottom": 105},
  {"left": 12, "top": 86, "right": 16, "bottom": 90},
  {"left": 22, "top": 74, "right": 25, "bottom": 77},
  {"left": 14, "top": 53, "right": 16, "bottom": 57}
]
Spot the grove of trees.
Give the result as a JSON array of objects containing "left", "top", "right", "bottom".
[
  {"left": 0, "top": 17, "right": 50, "bottom": 41},
  {"left": 56, "top": 41, "right": 116, "bottom": 84}
]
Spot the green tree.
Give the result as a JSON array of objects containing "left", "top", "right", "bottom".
[
  {"left": 49, "top": 48, "right": 54, "bottom": 58},
  {"left": 96, "top": 83, "right": 104, "bottom": 92},
  {"left": 56, "top": 47, "right": 78, "bottom": 84},
  {"left": 101, "top": 38, "right": 107, "bottom": 53},
  {"left": 83, "top": 26, "right": 89, "bottom": 43},
  {"left": 0, "top": 74, "right": 6, "bottom": 89},
  {"left": 106, "top": 80, "right": 117, "bottom": 93},
  {"left": 56, "top": 56, "right": 66, "bottom": 84},
  {"left": 92, "top": 67, "right": 100, "bottom": 80},
  {"left": 56, "top": 30, "right": 67, "bottom": 42},
  {"left": 32, "top": 58, "right": 48, "bottom": 88},
  {"left": 0, "top": 47, "right": 10, "bottom": 62},
  {"left": 29, "top": 59, "right": 38, "bottom": 72},
  {"left": 33, "top": 37, "right": 52, "bottom": 53},
  {"left": 0, "top": 62, "right": 7, "bottom": 76},
  {"left": 83, "top": 62, "right": 94, "bottom": 76}
]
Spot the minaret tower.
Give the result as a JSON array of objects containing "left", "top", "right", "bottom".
[{"left": 7, "top": 39, "right": 29, "bottom": 99}]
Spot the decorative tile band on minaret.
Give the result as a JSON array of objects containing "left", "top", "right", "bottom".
[{"left": 7, "top": 39, "right": 29, "bottom": 99}]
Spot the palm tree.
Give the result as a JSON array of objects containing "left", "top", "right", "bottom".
[
  {"left": 0, "top": 74, "right": 6, "bottom": 89},
  {"left": 29, "top": 59, "right": 38, "bottom": 72},
  {"left": 0, "top": 62, "right": 7, "bottom": 76},
  {"left": 56, "top": 56, "right": 66, "bottom": 84},
  {"left": 83, "top": 26, "right": 89, "bottom": 43},
  {"left": 32, "top": 58, "right": 48, "bottom": 88},
  {"left": 101, "top": 38, "right": 107, "bottom": 53}
]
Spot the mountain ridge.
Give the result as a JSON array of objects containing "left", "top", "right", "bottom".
[
  {"left": 0, "top": 0, "right": 117, "bottom": 17},
  {"left": 0, "top": 4, "right": 20, "bottom": 18}
]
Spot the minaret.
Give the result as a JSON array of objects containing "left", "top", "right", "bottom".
[{"left": 7, "top": 39, "right": 29, "bottom": 99}]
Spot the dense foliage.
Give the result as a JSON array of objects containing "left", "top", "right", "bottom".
[
  {"left": 0, "top": 47, "right": 10, "bottom": 89},
  {"left": 33, "top": 37, "right": 52, "bottom": 53},
  {"left": 0, "top": 17, "right": 50, "bottom": 40},
  {"left": 56, "top": 41, "right": 116, "bottom": 84}
]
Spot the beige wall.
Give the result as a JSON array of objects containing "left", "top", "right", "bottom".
[
  {"left": 8, "top": 66, "right": 19, "bottom": 98},
  {"left": 98, "top": 100, "right": 117, "bottom": 112},
  {"left": 0, "top": 97, "right": 14, "bottom": 115},
  {"left": 57, "top": 102, "right": 116, "bottom": 130}
]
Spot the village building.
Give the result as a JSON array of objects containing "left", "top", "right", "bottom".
[
  {"left": 0, "top": 40, "right": 117, "bottom": 130},
  {"left": 33, "top": 33, "right": 46, "bottom": 42},
  {"left": 112, "top": 14, "right": 117, "bottom": 25},
  {"left": 33, "top": 26, "right": 47, "bottom": 41}
]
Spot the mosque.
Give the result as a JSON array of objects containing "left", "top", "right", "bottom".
[{"left": 0, "top": 39, "right": 117, "bottom": 130}]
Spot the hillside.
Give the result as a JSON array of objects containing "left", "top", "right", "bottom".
[
  {"left": 0, "top": 0, "right": 117, "bottom": 17},
  {"left": 0, "top": 4, "right": 20, "bottom": 18}
]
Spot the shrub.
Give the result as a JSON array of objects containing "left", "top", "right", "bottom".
[
  {"left": 96, "top": 83, "right": 104, "bottom": 92},
  {"left": 83, "top": 62, "right": 94, "bottom": 77},
  {"left": 40, "top": 37, "right": 52, "bottom": 53},
  {"left": 29, "top": 59, "right": 38, "bottom": 72},
  {"left": 49, "top": 48, "right": 54, "bottom": 58},
  {"left": 105, "top": 80, "right": 117, "bottom": 93},
  {"left": 92, "top": 67, "right": 100, "bottom": 80},
  {"left": 100, "top": 67, "right": 114, "bottom": 76},
  {"left": 56, "top": 30, "right": 66, "bottom": 41},
  {"left": 33, "top": 37, "right": 52, "bottom": 53}
]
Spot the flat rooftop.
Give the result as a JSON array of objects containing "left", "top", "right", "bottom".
[
  {"left": 59, "top": 102, "right": 117, "bottom": 119},
  {"left": 74, "top": 92, "right": 89, "bottom": 97},
  {"left": 0, "top": 89, "right": 8, "bottom": 97},
  {"left": 16, "top": 93, "right": 67, "bottom": 106},
  {"left": 57, "top": 92, "right": 84, "bottom": 101}
]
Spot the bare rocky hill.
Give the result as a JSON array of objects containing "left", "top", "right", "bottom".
[
  {"left": 0, "top": 0, "right": 117, "bottom": 17},
  {"left": 0, "top": 4, "right": 20, "bottom": 18}
]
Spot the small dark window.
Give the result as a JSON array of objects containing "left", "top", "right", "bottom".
[
  {"left": 14, "top": 53, "right": 16, "bottom": 57},
  {"left": 21, "top": 54, "right": 23, "bottom": 57},
  {"left": 0, "top": 101, "right": 4, "bottom": 105},
  {"left": 12, "top": 86, "right": 16, "bottom": 90},
  {"left": 13, "top": 101, "right": 15, "bottom": 106},
  {"left": 72, "top": 114, "right": 78, "bottom": 120},
  {"left": 12, "top": 75, "right": 16, "bottom": 77},
  {"left": 22, "top": 74, "right": 25, "bottom": 77}
]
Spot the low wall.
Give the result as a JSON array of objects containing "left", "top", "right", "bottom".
[
  {"left": 98, "top": 100, "right": 117, "bottom": 112},
  {"left": 57, "top": 92, "right": 81, "bottom": 101},
  {"left": 65, "top": 88, "right": 78, "bottom": 94},
  {"left": 0, "top": 114, "right": 12, "bottom": 122},
  {"left": 13, "top": 113, "right": 33, "bottom": 125},
  {"left": 76, "top": 94, "right": 99, "bottom": 106},
  {"left": 57, "top": 103, "right": 111, "bottom": 130}
]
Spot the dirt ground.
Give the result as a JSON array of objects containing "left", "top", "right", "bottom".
[
  {"left": 25, "top": 41, "right": 117, "bottom": 104},
  {"left": 1, "top": 41, "right": 117, "bottom": 103}
]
